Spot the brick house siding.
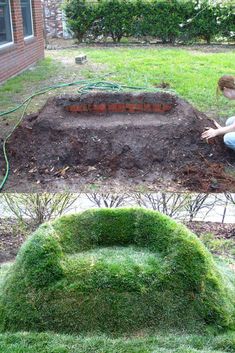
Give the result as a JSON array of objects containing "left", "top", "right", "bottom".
[{"left": 0, "top": 0, "right": 45, "bottom": 84}]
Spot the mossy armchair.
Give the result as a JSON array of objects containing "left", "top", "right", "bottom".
[{"left": 0, "top": 208, "right": 234, "bottom": 334}]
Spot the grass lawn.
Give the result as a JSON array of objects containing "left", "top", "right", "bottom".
[
  {"left": 0, "top": 46, "right": 234, "bottom": 140},
  {"left": 0, "top": 262, "right": 11, "bottom": 287},
  {"left": 1, "top": 331, "right": 235, "bottom": 353}
]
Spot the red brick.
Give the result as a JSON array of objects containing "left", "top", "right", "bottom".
[
  {"left": 65, "top": 105, "right": 84, "bottom": 113},
  {"left": 0, "top": 0, "right": 44, "bottom": 83},
  {"left": 62, "top": 101, "right": 173, "bottom": 114},
  {"left": 107, "top": 103, "right": 119, "bottom": 112},
  {"left": 143, "top": 103, "right": 153, "bottom": 112},
  {"left": 116, "top": 104, "right": 127, "bottom": 113},
  {"left": 126, "top": 103, "right": 143, "bottom": 113},
  {"left": 93, "top": 104, "right": 107, "bottom": 113}
]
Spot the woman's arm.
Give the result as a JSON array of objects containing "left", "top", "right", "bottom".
[{"left": 201, "top": 122, "right": 235, "bottom": 140}]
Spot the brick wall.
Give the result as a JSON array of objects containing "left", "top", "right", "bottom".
[{"left": 0, "top": 0, "right": 45, "bottom": 84}]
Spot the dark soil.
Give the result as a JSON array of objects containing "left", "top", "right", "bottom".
[
  {"left": 0, "top": 219, "right": 25, "bottom": 263},
  {"left": 2, "top": 91, "right": 235, "bottom": 192},
  {"left": 46, "top": 38, "right": 235, "bottom": 53},
  {"left": 187, "top": 221, "right": 235, "bottom": 239}
]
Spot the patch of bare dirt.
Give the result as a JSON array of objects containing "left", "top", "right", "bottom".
[
  {"left": 187, "top": 221, "right": 235, "bottom": 239},
  {"left": 0, "top": 219, "right": 26, "bottom": 263},
  {"left": 45, "top": 38, "right": 235, "bottom": 53}
]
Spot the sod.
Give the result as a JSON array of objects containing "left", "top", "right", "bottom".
[{"left": 0, "top": 208, "right": 235, "bottom": 334}]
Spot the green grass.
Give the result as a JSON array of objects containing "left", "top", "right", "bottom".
[
  {"left": 0, "top": 262, "right": 12, "bottom": 288},
  {"left": 0, "top": 57, "right": 59, "bottom": 110},
  {"left": 1, "top": 208, "right": 235, "bottom": 335},
  {"left": 0, "top": 46, "right": 234, "bottom": 138},
  {"left": 201, "top": 233, "right": 235, "bottom": 259},
  {"left": 1, "top": 331, "right": 235, "bottom": 353},
  {"left": 47, "top": 47, "right": 235, "bottom": 118},
  {"left": 0, "top": 57, "right": 61, "bottom": 138},
  {"left": 0, "top": 58, "right": 58, "bottom": 94}
]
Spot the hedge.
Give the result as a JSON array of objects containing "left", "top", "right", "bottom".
[
  {"left": 63, "top": 0, "right": 235, "bottom": 43},
  {"left": 0, "top": 208, "right": 235, "bottom": 334}
]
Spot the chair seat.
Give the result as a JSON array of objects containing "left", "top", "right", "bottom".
[{"left": 60, "top": 246, "right": 164, "bottom": 292}]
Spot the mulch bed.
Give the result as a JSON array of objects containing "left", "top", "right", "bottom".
[
  {"left": 0, "top": 219, "right": 28, "bottom": 263},
  {"left": 187, "top": 221, "right": 235, "bottom": 239}
]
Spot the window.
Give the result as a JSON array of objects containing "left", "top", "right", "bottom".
[
  {"left": 0, "top": 0, "right": 13, "bottom": 46},
  {"left": 21, "top": 0, "right": 33, "bottom": 38}
]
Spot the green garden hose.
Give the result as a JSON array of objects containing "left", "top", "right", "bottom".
[{"left": 0, "top": 79, "right": 172, "bottom": 191}]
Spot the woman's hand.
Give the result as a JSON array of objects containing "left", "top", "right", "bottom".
[{"left": 201, "top": 127, "right": 219, "bottom": 140}]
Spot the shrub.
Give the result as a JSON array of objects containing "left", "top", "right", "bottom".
[
  {"left": 186, "top": 1, "right": 225, "bottom": 44},
  {"left": 138, "top": 0, "right": 186, "bottom": 44},
  {"left": 219, "top": 3, "right": 235, "bottom": 41},
  {"left": 63, "top": 0, "right": 235, "bottom": 44},
  {"left": 0, "top": 208, "right": 234, "bottom": 334},
  {"left": 97, "top": 0, "right": 135, "bottom": 42},
  {"left": 63, "top": 0, "right": 98, "bottom": 42}
]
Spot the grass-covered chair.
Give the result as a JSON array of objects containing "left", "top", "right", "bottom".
[{"left": 0, "top": 208, "right": 234, "bottom": 334}]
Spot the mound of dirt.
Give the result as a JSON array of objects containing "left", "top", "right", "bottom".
[{"left": 6, "top": 91, "right": 235, "bottom": 192}]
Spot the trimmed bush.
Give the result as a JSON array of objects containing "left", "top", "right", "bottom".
[
  {"left": 63, "top": 0, "right": 98, "bottom": 42},
  {"left": 63, "top": 0, "right": 235, "bottom": 43},
  {"left": 0, "top": 208, "right": 235, "bottom": 334},
  {"left": 185, "top": 1, "right": 227, "bottom": 44},
  {"left": 97, "top": 0, "right": 135, "bottom": 42},
  {"left": 133, "top": 0, "right": 187, "bottom": 44},
  {"left": 219, "top": 3, "right": 235, "bottom": 41}
]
